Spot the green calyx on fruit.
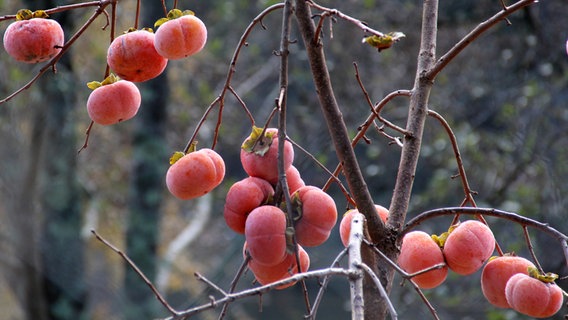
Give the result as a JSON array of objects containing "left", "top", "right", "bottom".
[
  {"left": 431, "top": 223, "right": 458, "bottom": 248},
  {"left": 432, "top": 219, "right": 482, "bottom": 248},
  {"left": 15, "top": 9, "right": 49, "bottom": 20},
  {"left": 169, "top": 151, "right": 186, "bottom": 165},
  {"left": 87, "top": 74, "right": 120, "bottom": 90},
  {"left": 528, "top": 266, "right": 559, "bottom": 283},
  {"left": 362, "top": 31, "right": 406, "bottom": 52},
  {"left": 154, "top": 8, "right": 196, "bottom": 28},
  {"left": 169, "top": 142, "right": 198, "bottom": 165},
  {"left": 241, "top": 126, "right": 276, "bottom": 156}
]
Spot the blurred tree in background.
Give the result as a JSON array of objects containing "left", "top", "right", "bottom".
[{"left": 0, "top": 0, "right": 566, "bottom": 319}]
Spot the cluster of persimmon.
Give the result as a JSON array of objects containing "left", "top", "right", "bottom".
[
  {"left": 2, "top": 8, "right": 207, "bottom": 125},
  {"left": 88, "top": 9, "right": 207, "bottom": 125},
  {"left": 394, "top": 219, "right": 563, "bottom": 318},
  {"left": 223, "top": 127, "right": 338, "bottom": 288}
]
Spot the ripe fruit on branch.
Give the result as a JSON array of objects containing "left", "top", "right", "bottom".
[
  {"left": 505, "top": 269, "right": 563, "bottom": 318},
  {"left": 282, "top": 165, "right": 305, "bottom": 193},
  {"left": 107, "top": 29, "right": 168, "bottom": 82},
  {"left": 223, "top": 176, "right": 274, "bottom": 234},
  {"left": 290, "top": 186, "right": 337, "bottom": 247},
  {"left": 86, "top": 74, "right": 141, "bottom": 125},
  {"left": 240, "top": 126, "right": 294, "bottom": 183},
  {"left": 154, "top": 9, "right": 207, "bottom": 60},
  {"left": 481, "top": 255, "right": 535, "bottom": 308},
  {"left": 244, "top": 205, "right": 288, "bottom": 266},
  {"left": 397, "top": 230, "right": 448, "bottom": 289},
  {"left": 442, "top": 219, "right": 496, "bottom": 275},
  {"left": 3, "top": 9, "right": 64, "bottom": 63},
  {"left": 339, "top": 204, "right": 389, "bottom": 247},
  {"left": 247, "top": 244, "right": 310, "bottom": 289},
  {"left": 165, "top": 148, "right": 225, "bottom": 200}
]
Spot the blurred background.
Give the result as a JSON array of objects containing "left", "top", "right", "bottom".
[{"left": 0, "top": 0, "right": 567, "bottom": 319}]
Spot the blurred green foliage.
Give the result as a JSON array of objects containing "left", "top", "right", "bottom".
[{"left": 0, "top": 0, "right": 566, "bottom": 319}]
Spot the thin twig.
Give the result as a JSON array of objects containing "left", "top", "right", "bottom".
[
  {"left": 286, "top": 137, "right": 356, "bottom": 207},
  {"left": 426, "top": 0, "right": 538, "bottom": 80},
  {"left": 322, "top": 89, "right": 411, "bottom": 192},
  {"left": 354, "top": 63, "right": 410, "bottom": 136},
  {"left": 306, "top": 0, "right": 386, "bottom": 38},
  {"left": 165, "top": 268, "right": 358, "bottom": 320},
  {"left": 276, "top": 0, "right": 312, "bottom": 314},
  {"left": 522, "top": 226, "right": 544, "bottom": 273},
  {"left": 195, "top": 272, "right": 228, "bottom": 296},
  {"left": 426, "top": 109, "right": 505, "bottom": 256},
  {"left": 364, "top": 239, "right": 441, "bottom": 320},
  {"left": 183, "top": 3, "right": 285, "bottom": 151},
  {"left": 306, "top": 248, "right": 349, "bottom": 319},
  {"left": 426, "top": 110, "right": 475, "bottom": 204},
  {"left": 91, "top": 229, "right": 179, "bottom": 316},
  {"left": 217, "top": 254, "right": 251, "bottom": 320},
  {"left": 357, "top": 262, "right": 398, "bottom": 320}
]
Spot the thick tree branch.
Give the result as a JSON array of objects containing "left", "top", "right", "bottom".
[{"left": 293, "top": 2, "right": 385, "bottom": 318}]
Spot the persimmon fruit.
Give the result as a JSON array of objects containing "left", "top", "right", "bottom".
[
  {"left": 442, "top": 220, "right": 495, "bottom": 275},
  {"left": 240, "top": 127, "right": 294, "bottom": 183},
  {"left": 291, "top": 186, "right": 337, "bottom": 247},
  {"left": 244, "top": 205, "right": 287, "bottom": 266},
  {"left": 86, "top": 79, "right": 141, "bottom": 125},
  {"left": 154, "top": 12, "right": 207, "bottom": 60},
  {"left": 107, "top": 29, "right": 168, "bottom": 82},
  {"left": 223, "top": 176, "right": 274, "bottom": 234},
  {"left": 3, "top": 14, "right": 64, "bottom": 63},
  {"left": 247, "top": 244, "right": 310, "bottom": 289},
  {"left": 505, "top": 273, "right": 563, "bottom": 318},
  {"left": 339, "top": 204, "right": 389, "bottom": 247},
  {"left": 165, "top": 148, "right": 225, "bottom": 200},
  {"left": 481, "top": 255, "right": 535, "bottom": 308},
  {"left": 398, "top": 230, "right": 448, "bottom": 289}
]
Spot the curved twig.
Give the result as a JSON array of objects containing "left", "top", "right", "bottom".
[
  {"left": 426, "top": 0, "right": 538, "bottom": 80},
  {"left": 167, "top": 268, "right": 359, "bottom": 320},
  {"left": 183, "top": 3, "right": 285, "bottom": 152},
  {"left": 91, "top": 229, "right": 178, "bottom": 315},
  {"left": 403, "top": 207, "right": 568, "bottom": 268},
  {"left": 306, "top": 0, "right": 386, "bottom": 38},
  {"left": 322, "top": 89, "right": 411, "bottom": 192}
]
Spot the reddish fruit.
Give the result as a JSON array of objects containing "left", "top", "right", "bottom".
[
  {"left": 3, "top": 14, "right": 64, "bottom": 63},
  {"left": 244, "top": 205, "right": 287, "bottom": 266},
  {"left": 398, "top": 231, "right": 448, "bottom": 289},
  {"left": 199, "top": 148, "right": 225, "bottom": 185},
  {"left": 154, "top": 12, "right": 207, "bottom": 59},
  {"left": 442, "top": 220, "right": 495, "bottom": 275},
  {"left": 223, "top": 177, "right": 274, "bottom": 234},
  {"left": 269, "top": 165, "right": 305, "bottom": 192},
  {"left": 107, "top": 29, "right": 168, "bottom": 82},
  {"left": 86, "top": 80, "right": 141, "bottom": 125},
  {"left": 505, "top": 273, "right": 563, "bottom": 318},
  {"left": 248, "top": 244, "right": 310, "bottom": 289},
  {"left": 166, "top": 149, "right": 225, "bottom": 200},
  {"left": 481, "top": 255, "right": 535, "bottom": 308},
  {"left": 339, "top": 204, "right": 389, "bottom": 247},
  {"left": 240, "top": 127, "right": 294, "bottom": 182},
  {"left": 292, "top": 186, "right": 337, "bottom": 247}
]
